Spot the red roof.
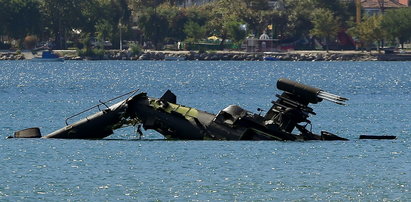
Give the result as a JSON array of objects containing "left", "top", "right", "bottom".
[{"left": 361, "top": 0, "right": 408, "bottom": 9}]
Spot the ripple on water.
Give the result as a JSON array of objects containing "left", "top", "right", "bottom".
[{"left": 0, "top": 61, "right": 410, "bottom": 200}]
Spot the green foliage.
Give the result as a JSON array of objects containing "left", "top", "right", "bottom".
[
  {"left": 0, "top": 1, "right": 7, "bottom": 36},
  {"left": 1, "top": 0, "right": 410, "bottom": 52},
  {"left": 0, "top": 0, "right": 42, "bottom": 40},
  {"left": 284, "top": 0, "right": 316, "bottom": 39},
  {"left": 310, "top": 8, "right": 340, "bottom": 51},
  {"left": 39, "top": 0, "right": 132, "bottom": 49},
  {"left": 348, "top": 15, "right": 385, "bottom": 51},
  {"left": 167, "top": 3, "right": 209, "bottom": 42},
  {"left": 184, "top": 21, "right": 206, "bottom": 43},
  {"left": 224, "top": 19, "right": 247, "bottom": 49},
  {"left": 138, "top": 8, "right": 169, "bottom": 49},
  {"left": 313, "top": 0, "right": 355, "bottom": 26},
  {"left": 78, "top": 33, "right": 92, "bottom": 55},
  {"left": 77, "top": 47, "right": 105, "bottom": 58},
  {"left": 112, "top": 0, "right": 132, "bottom": 25},
  {"left": 382, "top": 8, "right": 411, "bottom": 48},
  {"left": 95, "top": 20, "right": 113, "bottom": 45},
  {"left": 156, "top": 3, "right": 186, "bottom": 42},
  {"left": 205, "top": 0, "right": 234, "bottom": 36},
  {"left": 242, "top": 0, "right": 269, "bottom": 10},
  {"left": 202, "top": 0, "right": 249, "bottom": 48},
  {"left": 129, "top": 43, "right": 142, "bottom": 56},
  {"left": 310, "top": 9, "right": 340, "bottom": 38},
  {"left": 226, "top": 20, "right": 246, "bottom": 43},
  {"left": 131, "top": 0, "right": 163, "bottom": 10},
  {"left": 92, "top": 48, "right": 105, "bottom": 58},
  {"left": 41, "top": 0, "right": 86, "bottom": 48}
]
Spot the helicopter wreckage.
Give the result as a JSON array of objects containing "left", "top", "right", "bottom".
[{"left": 11, "top": 78, "right": 395, "bottom": 140}]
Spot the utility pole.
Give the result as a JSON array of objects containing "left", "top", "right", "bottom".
[
  {"left": 355, "top": 0, "right": 362, "bottom": 51},
  {"left": 119, "top": 24, "right": 123, "bottom": 50},
  {"left": 355, "top": 0, "right": 362, "bottom": 24},
  {"left": 378, "top": 0, "right": 385, "bottom": 13},
  {"left": 377, "top": 0, "right": 386, "bottom": 50}
]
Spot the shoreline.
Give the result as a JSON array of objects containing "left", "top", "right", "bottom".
[{"left": 1, "top": 50, "right": 411, "bottom": 61}]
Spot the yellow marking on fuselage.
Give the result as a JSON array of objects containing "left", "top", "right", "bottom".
[{"left": 149, "top": 99, "right": 199, "bottom": 119}]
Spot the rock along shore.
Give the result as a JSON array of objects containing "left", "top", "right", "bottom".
[
  {"left": 2, "top": 50, "right": 411, "bottom": 61},
  {"left": 0, "top": 52, "right": 25, "bottom": 60}
]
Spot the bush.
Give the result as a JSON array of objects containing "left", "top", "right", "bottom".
[
  {"left": 129, "top": 43, "right": 142, "bottom": 56},
  {"left": 77, "top": 48, "right": 105, "bottom": 59},
  {"left": 92, "top": 48, "right": 105, "bottom": 58},
  {"left": 77, "top": 48, "right": 90, "bottom": 57}
]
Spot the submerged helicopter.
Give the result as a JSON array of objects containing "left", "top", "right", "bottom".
[{"left": 11, "top": 78, "right": 395, "bottom": 140}]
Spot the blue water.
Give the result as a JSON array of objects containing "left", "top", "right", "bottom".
[{"left": 0, "top": 61, "right": 410, "bottom": 200}]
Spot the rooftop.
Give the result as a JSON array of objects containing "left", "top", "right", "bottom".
[{"left": 361, "top": 0, "right": 408, "bottom": 9}]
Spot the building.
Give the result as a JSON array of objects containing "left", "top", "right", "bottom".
[
  {"left": 361, "top": 0, "right": 408, "bottom": 15},
  {"left": 178, "top": 0, "right": 216, "bottom": 7}
]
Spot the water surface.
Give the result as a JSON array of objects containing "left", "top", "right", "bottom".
[{"left": 0, "top": 61, "right": 410, "bottom": 200}]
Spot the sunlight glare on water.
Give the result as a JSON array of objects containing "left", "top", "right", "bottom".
[{"left": 0, "top": 61, "right": 410, "bottom": 200}]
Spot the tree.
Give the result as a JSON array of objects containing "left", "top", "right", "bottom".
[
  {"left": 109, "top": 0, "right": 132, "bottom": 49},
  {"left": 0, "top": 0, "right": 42, "bottom": 46},
  {"left": 282, "top": 0, "right": 316, "bottom": 40},
  {"left": 226, "top": 20, "right": 247, "bottom": 44},
  {"left": 112, "top": 0, "right": 132, "bottom": 25},
  {"left": 310, "top": 8, "right": 340, "bottom": 52},
  {"left": 348, "top": 15, "right": 385, "bottom": 52},
  {"left": 40, "top": 0, "right": 89, "bottom": 49},
  {"left": 243, "top": 0, "right": 269, "bottom": 10},
  {"left": 156, "top": 3, "right": 187, "bottom": 42},
  {"left": 382, "top": 8, "right": 411, "bottom": 49},
  {"left": 313, "top": 0, "right": 355, "bottom": 24},
  {"left": 77, "top": 1, "right": 103, "bottom": 34},
  {"left": 258, "top": 10, "right": 288, "bottom": 39},
  {"left": 166, "top": 0, "right": 185, "bottom": 6},
  {"left": 204, "top": 0, "right": 247, "bottom": 48},
  {"left": 138, "top": 8, "right": 169, "bottom": 49},
  {"left": 95, "top": 20, "right": 113, "bottom": 47},
  {"left": 226, "top": 0, "right": 287, "bottom": 39},
  {"left": 223, "top": 19, "right": 247, "bottom": 50},
  {"left": 183, "top": 21, "right": 206, "bottom": 43},
  {"left": 131, "top": 0, "right": 163, "bottom": 10},
  {"left": 0, "top": 0, "right": 364, "bottom": 51}
]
